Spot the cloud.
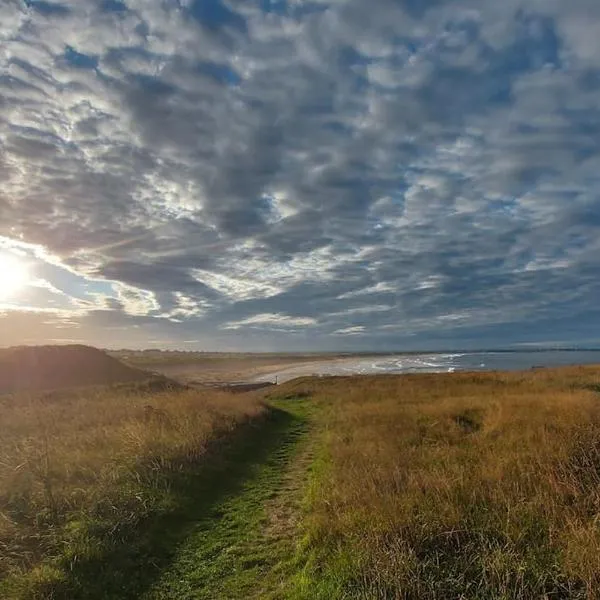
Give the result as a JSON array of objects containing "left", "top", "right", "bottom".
[
  {"left": 334, "top": 326, "right": 366, "bottom": 336},
  {"left": 0, "top": 0, "right": 599, "bottom": 350},
  {"left": 223, "top": 313, "right": 318, "bottom": 331}
]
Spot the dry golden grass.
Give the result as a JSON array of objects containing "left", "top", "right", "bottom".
[
  {"left": 0, "top": 384, "right": 265, "bottom": 594},
  {"left": 5, "top": 365, "right": 600, "bottom": 599},
  {"left": 293, "top": 367, "right": 600, "bottom": 599}
]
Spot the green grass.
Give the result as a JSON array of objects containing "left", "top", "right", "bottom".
[
  {"left": 3, "top": 399, "right": 312, "bottom": 600},
  {"left": 144, "top": 398, "right": 313, "bottom": 600}
]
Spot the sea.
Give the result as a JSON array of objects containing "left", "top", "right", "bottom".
[
  {"left": 343, "top": 350, "right": 600, "bottom": 374},
  {"left": 258, "top": 350, "right": 600, "bottom": 384}
]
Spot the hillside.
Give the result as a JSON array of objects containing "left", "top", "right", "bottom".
[{"left": 0, "top": 344, "right": 152, "bottom": 394}]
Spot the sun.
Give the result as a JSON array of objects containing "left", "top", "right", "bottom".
[{"left": 0, "top": 252, "right": 29, "bottom": 300}]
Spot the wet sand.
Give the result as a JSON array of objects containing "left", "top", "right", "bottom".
[
  {"left": 250, "top": 355, "right": 455, "bottom": 384},
  {"left": 250, "top": 357, "right": 384, "bottom": 383}
]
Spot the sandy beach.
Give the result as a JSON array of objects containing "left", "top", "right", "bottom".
[{"left": 115, "top": 350, "right": 600, "bottom": 387}]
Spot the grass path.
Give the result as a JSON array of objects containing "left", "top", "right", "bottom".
[
  {"left": 46, "top": 397, "right": 314, "bottom": 600},
  {"left": 141, "top": 397, "right": 313, "bottom": 600}
]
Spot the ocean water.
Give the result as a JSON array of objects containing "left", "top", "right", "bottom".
[
  {"left": 342, "top": 351, "right": 600, "bottom": 375},
  {"left": 259, "top": 350, "right": 600, "bottom": 384}
]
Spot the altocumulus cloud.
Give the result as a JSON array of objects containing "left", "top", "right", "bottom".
[{"left": 1, "top": 0, "right": 600, "bottom": 350}]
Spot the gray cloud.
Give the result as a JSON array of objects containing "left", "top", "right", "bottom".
[{"left": 1, "top": 0, "right": 600, "bottom": 350}]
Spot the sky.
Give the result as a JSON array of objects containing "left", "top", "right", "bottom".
[{"left": 1, "top": 0, "right": 600, "bottom": 352}]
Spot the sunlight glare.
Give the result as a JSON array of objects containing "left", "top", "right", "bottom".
[{"left": 0, "top": 252, "right": 29, "bottom": 300}]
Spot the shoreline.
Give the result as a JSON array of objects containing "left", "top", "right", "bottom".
[{"left": 122, "top": 350, "right": 600, "bottom": 388}]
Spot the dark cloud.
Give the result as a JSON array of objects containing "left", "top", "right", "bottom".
[{"left": 1, "top": 0, "right": 600, "bottom": 350}]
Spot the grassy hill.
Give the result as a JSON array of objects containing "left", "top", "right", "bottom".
[
  {"left": 2, "top": 362, "right": 600, "bottom": 598},
  {"left": 0, "top": 345, "right": 154, "bottom": 394}
]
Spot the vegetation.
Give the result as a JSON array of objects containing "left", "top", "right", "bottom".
[
  {"left": 3, "top": 362, "right": 600, "bottom": 599},
  {"left": 143, "top": 397, "right": 313, "bottom": 600},
  {"left": 292, "top": 367, "right": 600, "bottom": 599},
  {"left": 0, "top": 384, "right": 266, "bottom": 598}
]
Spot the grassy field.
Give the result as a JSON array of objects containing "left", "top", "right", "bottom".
[
  {"left": 2, "top": 365, "right": 600, "bottom": 598},
  {"left": 0, "top": 383, "right": 266, "bottom": 598},
  {"left": 290, "top": 367, "right": 600, "bottom": 599}
]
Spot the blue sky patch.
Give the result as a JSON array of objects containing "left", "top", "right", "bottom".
[
  {"left": 64, "top": 46, "right": 99, "bottom": 70},
  {"left": 260, "top": 0, "right": 288, "bottom": 15},
  {"left": 101, "top": 0, "right": 128, "bottom": 12},
  {"left": 189, "top": 0, "right": 247, "bottom": 32},
  {"left": 25, "top": 0, "right": 70, "bottom": 16},
  {"left": 196, "top": 61, "right": 241, "bottom": 86}
]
